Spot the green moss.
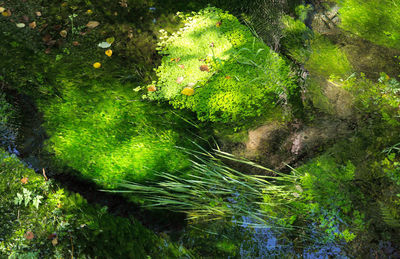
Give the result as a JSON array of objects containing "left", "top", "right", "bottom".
[
  {"left": 281, "top": 15, "right": 313, "bottom": 63},
  {"left": 0, "top": 149, "right": 191, "bottom": 258},
  {"left": 149, "top": 7, "right": 296, "bottom": 124},
  {"left": 305, "top": 35, "right": 353, "bottom": 78},
  {"left": 39, "top": 77, "right": 194, "bottom": 188},
  {"left": 336, "top": 0, "right": 400, "bottom": 50}
]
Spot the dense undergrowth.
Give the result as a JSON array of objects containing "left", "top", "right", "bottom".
[
  {"left": 0, "top": 149, "right": 190, "bottom": 258},
  {"left": 1, "top": 0, "right": 400, "bottom": 257}
]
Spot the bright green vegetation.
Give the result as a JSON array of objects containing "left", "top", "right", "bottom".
[
  {"left": 2, "top": 0, "right": 400, "bottom": 257},
  {"left": 295, "top": 155, "right": 364, "bottom": 242},
  {"left": 148, "top": 7, "right": 296, "bottom": 123},
  {"left": 336, "top": 0, "right": 400, "bottom": 50},
  {"left": 282, "top": 15, "right": 352, "bottom": 78},
  {"left": 39, "top": 77, "right": 193, "bottom": 188},
  {"left": 341, "top": 73, "right": 400, "bottom": 125},
  {"left": 305, "top": 35, "right": 352, "bottom": 78},
  {"left": 118, "top": 150, "right": 365, "bottom": 245},
  {"left": 0, "top": 149, "right": 190, "bottom": 258},
  {"left": 117, "top": 149, "right": 299, "bottom": 224}
]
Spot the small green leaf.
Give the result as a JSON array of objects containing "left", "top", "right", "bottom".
[{"left": 106, "top": 37, "right": 115, "bottom": 44}]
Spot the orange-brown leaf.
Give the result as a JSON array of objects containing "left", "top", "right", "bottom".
[{"left": 200, "top": 65, "right": 209, "bottom": 72}]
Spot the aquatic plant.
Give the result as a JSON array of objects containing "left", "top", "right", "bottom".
[
  {"left": 148, "top": 7, "right": 296, "bottom": 124},
  {"left": 39, "top": 77, "right": 196, "bottom": 188},
  {"left": 336, "top": 0, "right": 400, "bottom": 50}
]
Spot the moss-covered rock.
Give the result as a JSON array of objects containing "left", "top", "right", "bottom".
[{"left": 149, "top": 7, "right": 296, "bottom": 124}]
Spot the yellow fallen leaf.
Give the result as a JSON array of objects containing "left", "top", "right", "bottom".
[
  {"left": 2, "top": 10, "right": 11, "bottom": 17},
  {"left": 86, "top": 21, "right": 100, "bottom": 28},
  {"left": 25, "top": 231, "right": 34, "bottom": 240},
  {"left": 21, "top": 177, "right": 28, "bottom": 184},
  {"left": 182, "top": 87, "right": 194, "bottom": 96},
  {"left": 86, "top": 9, "right": 93, "bottom": 14},
  {"left": 93, "top": 62, "right": 101, "bottom": 68},
  {"left": 59, "top": 30, "right": 67, "bottom": 38},
  {"left": 35, "top": 11, "right": 41, "bottom": 17},
  {"left": 147, "top": 85, "right": 157, "bottom": 92},
  {"left": 52, "top": 237, "right": 58, "bottom": 246},
  {"left": 29, "top": 21, "right": 36, "bottom": 29},
  {"left": 105, "top": 49, "right": 112, "bottom": 57},
  {"left": 0, "top": 7, "right": 5, "bottom": 13}
]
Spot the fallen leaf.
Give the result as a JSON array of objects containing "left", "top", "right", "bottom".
[
  {"left": 175, "top": 57, "right": 181, "bottom": 62},
  {"left": 86, "top": 9, "right": 93, "bottom": 14},
  {"left": 147, "top": 85, "right": 157, "bottom": 92},
  {"left": 200, "top": 65, "right": 209, "bottom": 72},
  {"left": 178, "top": 64, "right": 185, "bottom": 69},
  {"left": 23, "top": 15, "right": 29, "bottom": 22},
  {"left": 53, "top": 24, "right": 61, "bottom": 30},
  {"left": 45, "top": 48, "right": 51, "bottom": 54},
  {"left": 35, "top": 11, "right": 41, "bottom": 17},
  {"left": 98, "top": 41, "right": 111, "bottom": 48},
  {"left": 225, "top": 76, "right": 231, "bottom": 79},
  {"left": 119, "top": 0, "right": 128, "bottom": 7},
  {"left": 57, "top": 203, "right": 62, "bottom": 208},
  {"left": 2, "top": 10, "right": 11, "bottom": 17},
  {"left": 106, "top": 37, "right": 115, "bottom": 44},
  {"left": 29, "top": 21, "right": 36, "bottom": 29},
  {"left": 20, "top": 177, "right": 28, "bottom": 184},
  {"left": 216, "top": 21, "right": 222, "bottom": 27},
  {"left": 105, "top": 49, "right": 112, "bottom": 57},
  {"left": 0, "top": 7, "right": 5, "bottom": 13},
  {"left": 59, "top": 30, "right": 67, "bottom": 38},
  {"left": 46, "top": 40, "right": 56, "bottom": 46},
  {"left": 16, "top": 23, "right": 25, "bottom": 28},
  {"left": 48, "top": 233, "right": 57, "bottom": 239},
  {"left": 181, "top": 87, "right": 194, "bottom": 96},
  {"left": 42, "top": 168, "right": 48, "bottom": 181},
  {"left": 52, "top": 237, "right": 58, "bottom": 246},
  {"left": 72, "top": 41, "right": 79, "bottom": 46},
  {"left": 42, "top": 34, "right": 51, "bottom": 42},
  {"left": 187, "top": 82, "right": 196, "bottom": 87},
  {"left": 176, "top": 77, "right": 184, "bottom": 84},
  {"left": 93, "top": 62, "right": 101, "bottom": 68},
  {"left": 86, "top": 21, "right": 100, "bottom": 29},
  {"left": 25, "top": 231, "right": 34, "bottom": 240}
]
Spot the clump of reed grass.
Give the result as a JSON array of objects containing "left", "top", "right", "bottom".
[{"left": 108, "top": 146, "right": 301, "bottom": 229}]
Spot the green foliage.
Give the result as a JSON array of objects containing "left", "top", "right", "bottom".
[
  {"left": 379, "top": 152, "right": 400, "bottom": 228},
  {"left": 295, "top": 155, "right": 365, "bottom": 242},
  {"left": 116, "top": 149, "right": 300, "bottom": 226},
  {"left": 341, "top": 73, "right": 400, "bottom": 126},
  {"left": 336, "top": 0, "right": 400, "bottom": 50},
  {"left": 39, "top": 77, "right": 194, "bottom": 188},
  {"left": 0, "top": 149, "right": 190, "bottom": 258},
  {"left": 149, "top": 7, "right": 296, "bottom": 124}
]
